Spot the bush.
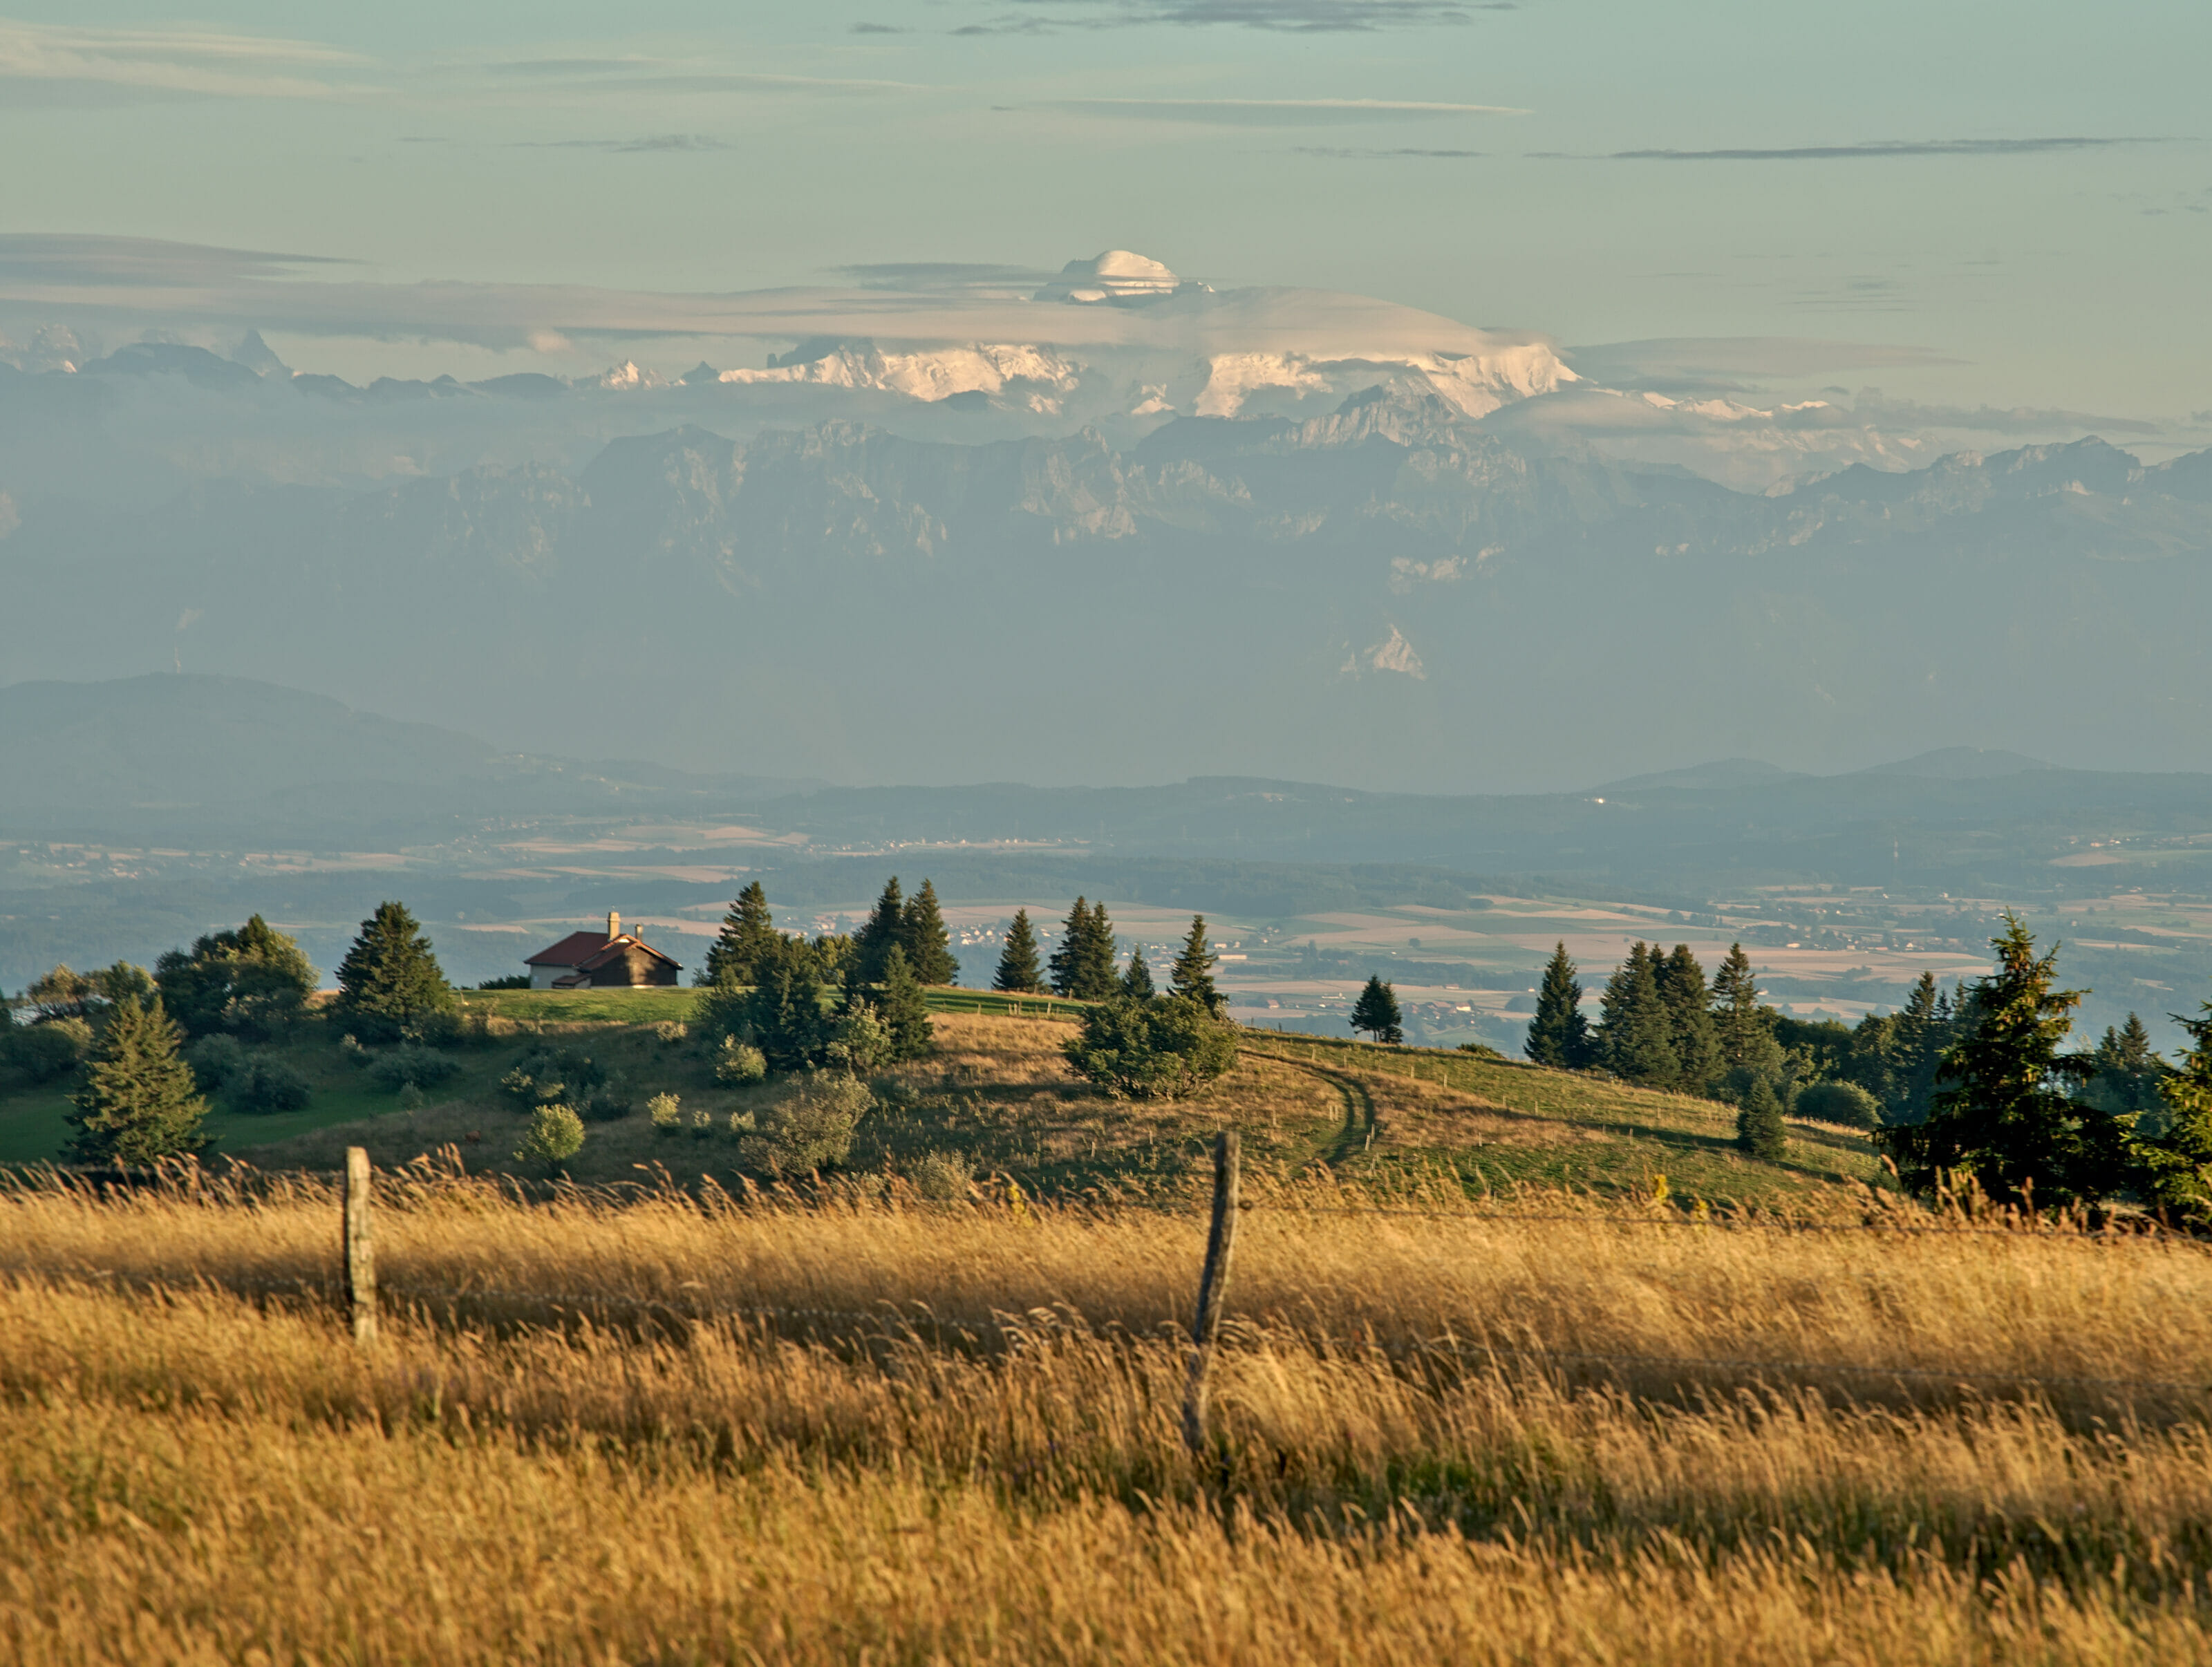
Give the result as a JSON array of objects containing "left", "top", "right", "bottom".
[
  {"left": 907, "top": 1149, "right": 972, "bottom": 1203},
  {"left": 13, "top": 1020, "right": 90, "bottom": 1083},
  {"left": 370, "top": 1044, "right": 460, "bottom": 1093},
  {"left": 737, "top": 1075, "right": 870, "bottom": 1176},
  {"left": 581, "top": 1080, "right": 634, "bottom": 1122},
  {"left": 234, "top": 1057, "right": 313, "bottom": 1114},
  {"left": 514, "top": 1103, "right": 585, "bottom": 1169},
  {"left": 1795, "top": 1080, "right": 1882, "bottom": 1129},
  {"left": 714, "top": 1039, "right": 767, "bottom": 1087},
  {"left": 185, "top": 1034, "right": 250, "bottom": 1093},
  {"left": 1063, "top": 996, "right": 1239, "bottom": 1101},
  {"left": 647, "top": 1092, "right": 682, "bottom": 1134},
  {"left": 475, "top": 974, "right": 532, "bottom": 990},
  {"left": 653, "top": 1020, "right": 688, "bottom": 1044}
]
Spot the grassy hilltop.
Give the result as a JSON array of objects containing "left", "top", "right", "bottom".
[{"left": 2, "top": 988, "right": 1877, "bottom": 1205}]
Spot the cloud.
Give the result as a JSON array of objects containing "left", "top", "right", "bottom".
[
  {"left": 1295, "top": 146, "right": 1485, "bottom": 158},
  {"left": 525, "top": 134, "right": 731, "bottom": 153},
  {"left": 1565, "top": 337, "right": 1963, "bottom": 390},
  {"left": 986, "top": 0, "right": 1507, "bottom": 27},
  {"left": 1039, "top": 97, "right": 1525, "bottom": 124},
  {"left": 0, "top": 19, "right": 369, "bottom": 102},
  {"left": 822, "top": 262, "right": 1058, "bottom": 293},
  {"left": 0, "top": 234, "right": 352, "bottom": 290},
  {"left": 478, "top": 59, "right": 917, "bottom": 96},
  {"left": 1560, "top": 136, "right": 2181, "bottom": 162},
  {"left": 1844, "top": 390, "right": 2162, "bottom": 437}
]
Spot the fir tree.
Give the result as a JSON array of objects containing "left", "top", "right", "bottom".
[
  {"left": 1734, "top": 1073, "right": 1787, "bottom": 1160},
  {"left": 729, "top": 939, "right": 834, "bottom": 1074},
  {"left": 1596, "top": 943, "right": 1679, "bottom": 1088},
  {"left": 1711, "top": 943, "right": 1773, "bottom": 1068},
  {"left": 1121, "top": 945, "right": 1156, "bottom": 1001},
  {"left": 2085, "top": 1012, "right": 2164, "bottom": 1120},
  {"left": 1880, "top": 914, "right": 2126, "bottom": 1207},
  {"left": 701, "top": 881, "right": 780, "bottom": 987},
  {"left": 873, "top": 943, "right": 935, "bottom": 1061},
  {"left": 852, "top": 878, "right": 906, "bottom": 990},
  {"left": 154, "top": 914, "right": 316, "bottom": 1039},
  {"left": 1525, "top": 942, "right": 1591, "bottom": 1068},
  {"left": 66, "top": 993, "right": 209, "bottom": 1166},
  {"left": 2134, "top": 1003, "right": 2212, "bottom": 1218},
  {"left": 332, "top": 902, "right": 456, "bottom": 1042},
  {"left": 1080, "top": 901, "right": 1122, "bottom": 999},
  {"left": 1047, "top": 897, "right": 1092, "bottom": 998},
  {"left": 1351, "top": 975, "right": 1403, "bottom": 1044},
  {"left": 899, "top": 879, "right": 960, "bottom": 986},
  {"left": 1170, "top": 915, "right": 1223, "bottom": 1016},
  {"left": 993, "top": 910, "right": 1044, "bottom": 994},
  {"left": 1656, "top": 944, "right": 1722, "bottom": 1093}
]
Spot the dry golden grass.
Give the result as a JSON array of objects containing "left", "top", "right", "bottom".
[{"left": 6, "top": 1133, "right": 2212, "bottom": 1658}]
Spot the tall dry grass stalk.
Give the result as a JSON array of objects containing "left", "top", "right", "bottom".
[{"left": 6, "top": 1171, "right": 2212, "bottom": 1660}]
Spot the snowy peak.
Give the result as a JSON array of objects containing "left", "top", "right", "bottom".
[
  {"left": 1033, "top": 249, "right": 1203, "bottom": 306},
  {"left": 718, "top": 340, "right": 1082, "bottom": 407}
]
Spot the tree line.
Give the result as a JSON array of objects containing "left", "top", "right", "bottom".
[{"left": 1525, "top": 919, "right": 2212, "bottom": 1213}]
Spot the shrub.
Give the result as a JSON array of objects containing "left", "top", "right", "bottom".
[
  {"left": 1796, "top": 1080, "right": 1882, "bottom": 1129},
  {"left": 371, "top": 1044, "right": 460, "bottom": 1093},
  {"left": 907, "top": 1149, "right": 972, "bottom": 1203},
  {"left": 398, "top": 1084, "right": 426, "bottom": 1111},
  {"left": 476, "top": 974, "right": 532, "bottom": 990},
  {"left": 13, "top": 1020, "right": 90, "bottom": 1083},
  {"left": 501, "top": 1066, "right": 555, "bottom": 1105},
  {"left": 234, "top": 1057, "right": 312, "bottom": 1114},
  {"left": 581, "top": 1080, "right": 634, "bottom": 1122},
  {"left": 714, "top": 1039, "right": 767, "bottom": 1087},
  {"left": 1064, "top": 996, "right": 1239, "bottom": 1101},
  {"left": 514, "top": 1103, "right": 585, "bottom": 1170},
  {"left": 653, "top": 1020, "right": 688, "bottom": 1044},
  {"left": 338, "top": 1034, "right": 370, "bottom": 1067},
  {"left": 185, "top": 1033, "right": 251, "bottom": 1093},
  {"left": 737, "top": 1075, "right": 870, "bottom": 1176},
  {"left": 647, "top": 1092, "right": 682, "bottom": 1134},
  {"left": 823, "top": 1004, "right": 892, "bottom": 1075}
]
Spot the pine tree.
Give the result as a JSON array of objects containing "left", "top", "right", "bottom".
[
  {"left": 155, "top": 914, "right": 316, "bottom": 1039},
  {"left": 1734, "top": 1073, "right": 1787, "bottom": 1160},
  {"left": 993, "top": 910, "right": 1044, "bottom": 993},
  {"left": 2134, "top": 1002, "right": 2212, "bottom": 1218},
  {"left": 2085, "top": 1012, "right": 2164, "bottom": 1118},
  {"left": 874, "top": 943, "right": 935, "bottom": 1060},
  {"left": 1121, "top": 945, "right": 1155, "bottom": 1000},
  {"left": 1524, "top": 942, "right": 1591, "bottom": 1068},
  {"left": 66, "top": 993, "right": 209, "bottom": 1166},
  {"left": 899, "top": 879, "right": 960, "bottom": 986},
  {"left": 1656, "top": 944, "right": 1722, "bottom": 1093},
  {"left": 332, "top": 902, "right": 456, "bottom": 1042},
  {"left": 1048, "top": 897, "right": 1092, "bottom": 998},
  {"left": 1710, "top": 943, "right": 1770, "bottom": 1068},
  {"left": 737, "top": 943, "right": 834, "bottom": 1074},
  {"left": 852, "top": 878, "right": 906, "bottom": 990},
  {"left": 1079, "top": 901, "right": 1121, "bottom": 1000},
  {"left": 1885, "top": 971, "right": 1947, "bottom": 1122},
  {"left": 702, "top": 881, "right": 780, "bottom": 987},
  {"left": 1596, "top": 944, "right": 1679, "bottom": 1088},
  {"left": 1170, "top": 915, "right": 1223, "bottom": 1016},
  {"left": 1351, "top": 975, "right": 1403, "bottom": 1045},
  {"left": 1880, "top": 914, "right": 2126, "bottom": 1207}
]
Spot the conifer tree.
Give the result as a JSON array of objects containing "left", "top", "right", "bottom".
[
  {"left": 1710, "top": 943, "right": 1770, "bottom": 1068},
  {"left": 154, "top": 914, "right": 315, "bottom": 1039},
  {"left": 2085, "top": 1012, "right": 2164, "bottom": 1119},
  {"left": 332, "top": 902, "right": 456, "bottom": 1042},
  {"left": 702, "top": 881, "right": 780, "bottom": 987},
  {"left": 1525, "top": 942, "right": 1591, "bottom": 1069},
  {"left": 899, "top": 879, "right": 960, "bottom": 986},
  {"left": 1170, "top": 915, "right": 1223, "bottom": 1016},
  {"left": 2134, "top": 1002, "right": 2212, "bottom": 1218},
  {"left": 993, "top": 910, "right": 1044, "bottom": 994},
  {"left": 738, "top": 943, "right": 834, "bottom": 1074},
  {"left": 852, "top": 878, "right": 906, "bottom": 990},
  {"left": 1048, "top": 897, "right": 1092, "bottom": 998},
  {"left": 1880, "top": 914, "right": 2126, "bottom": 1207},
  {"left": 1596, "top": 943, "right": 1679, "bottom": 1088},
  {"left": 874, "top": 943, "right": 935, "bottom": 1060},
  {"left": 1734, "top": 1073, "right": 1787, "bottom": 1160},
  {"left": 1656, "top": 944, "right": 1723, "bottom": 1094},
  {"left": 66, "top": 993, "right": 209, "bottom": 1166},
  {"left": 1351, "top": 975, "right": 1403, "bottom": 1045},
  {"left": 1078, "top": 901, "right": 1121, "bottom": 1000},
  {"left": 1121, "top": 945, "right": 1155, "bottom": 1001}
]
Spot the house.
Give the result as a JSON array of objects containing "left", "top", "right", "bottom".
[{"left": 523, "top": 912, "right": 682, "bottom": 989}]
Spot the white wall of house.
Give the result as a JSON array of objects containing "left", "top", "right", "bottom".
[{"left": 530, "top": 964, "right": 571, "bottom": 990}]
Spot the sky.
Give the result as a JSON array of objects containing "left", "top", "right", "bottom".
[{"left": 1, "top": 1, "right": 2208, "bottom": 418}]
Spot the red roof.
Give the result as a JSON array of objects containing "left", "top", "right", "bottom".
[{"left": 527, "top": 931, "right": 682, "bottom": 970}]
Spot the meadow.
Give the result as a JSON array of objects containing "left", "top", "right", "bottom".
[{"left": 3, "top": 1151, "right": 2210, "bottom": 1663}]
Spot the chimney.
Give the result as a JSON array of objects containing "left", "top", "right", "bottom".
[{"left": 608, "top": 910, "right": 621, "bottom": 940}]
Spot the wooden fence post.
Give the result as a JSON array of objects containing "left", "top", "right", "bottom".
[
  {"left": 1181, "top": 1130, "right": 1240, "bottom": 1456},
  {"left": 344, "top": 1146, "right": 377, "bottom": 1347}
]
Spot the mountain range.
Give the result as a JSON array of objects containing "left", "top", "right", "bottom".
[{"left": 1, "top": 382, "right": 2206, "bottom": 792}]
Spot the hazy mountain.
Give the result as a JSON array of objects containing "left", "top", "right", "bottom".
[{"left": 1, "top": 386, "right": 2205, "bottom": 792}]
